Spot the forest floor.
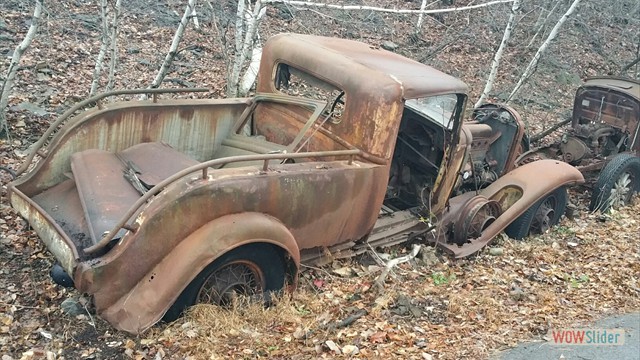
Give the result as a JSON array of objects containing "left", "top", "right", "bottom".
[{"left": 1, "top": 0, "right": 639, "bottom": 359}]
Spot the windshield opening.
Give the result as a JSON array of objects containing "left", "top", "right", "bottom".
[{"left": 405, "top": 94, "right": 458, "bottom": 129}]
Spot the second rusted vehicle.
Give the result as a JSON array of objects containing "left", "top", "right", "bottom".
[
  {"left": 8, "top": 34, "right": 583, "bottom": 334},
  {"left": 519, "top": 77, "right": 640, "bottom": 211}
]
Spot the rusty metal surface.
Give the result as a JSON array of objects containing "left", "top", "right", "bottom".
[
  {"left": 435, "top": 160, "right": 584, "bottom": 258},
  {"left": 8, "top": 33, "right": 587, "bottom": 336},
  {"left": 257, "top": 34, "right": 468, "bottom": 160},
  {"left": 97, "top": 212, "right": 300, "bottom": 334},
  {"left": 30, "top": 179, "right": 92, "bottom": 251},
  {"left": 71, "top": 149, "right": 142, "bottom": 243},
  {"left": 520, "top": 77, "right": 639, "bottom": 174},
  {"left": 76, "top": 159, "right": 386, "bottom": 319},
  {"left": 11, "top": 98, "right": 248, "bottom": 196},
  {"left": 8, "top": 186, "right": 79, "bottom": 274},
  {"left": 572, "top": 79, "right": 640, "bottom": 153},
  {"left": 84, "top": 148, "right": 363, "bottom": 254},
  {"left": 14, "top": 88, "right": 209, "bottom": 177}
]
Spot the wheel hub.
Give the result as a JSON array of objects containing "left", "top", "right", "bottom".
[{"left": 609, "top": 172, "right": 632, "bottom": 209}]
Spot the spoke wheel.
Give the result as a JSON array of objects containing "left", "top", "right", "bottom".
[
  {"left": 590, "top": 154, "right": 640, "bottom": 212},
  {"left": 530, "top": 198, "right": 556, "bottom": 234},
  {"left": 505, "top": 186, "right": 567, "bottom": 240},
  {"left": 163, "top": 243, "right": 286, "bottom": 322},
  {"left": 197, "top": 261, "right": 264, "bottom": 306}
]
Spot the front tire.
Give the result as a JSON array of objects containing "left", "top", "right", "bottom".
[
  {"left": 505, "top": 186, "right": 567, "bottom": 240},
  {"left": 163, "top": 243, "right": 286, "bottom": 322},
  {"left": 589, "top": 153, "right": 640, "bottom": 212}
]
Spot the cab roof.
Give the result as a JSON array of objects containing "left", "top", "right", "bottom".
[
  {"left": 259, "top": 33, "right": 469, "bottom": 99},
  {"left": 583, "top": 77, "right": 640, "bottom": 100}
]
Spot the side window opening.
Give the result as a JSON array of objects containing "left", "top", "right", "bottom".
[{"left": 275, "top": 63, "right": 346, "bottom": 124}]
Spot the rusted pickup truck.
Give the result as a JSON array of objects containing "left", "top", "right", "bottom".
[
  {"left": 8, "top": 34, "right": 583, "bottom": 333},
  {"left": 519, "top": 77, "right": 639, "bottom": 211}
]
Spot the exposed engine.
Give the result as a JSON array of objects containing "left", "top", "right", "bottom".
[
  {"left": 385, "top": 104, "right": 524, "bottom": 212},
  {"left": 559, "top": 123, "right": 626, "bottom": 165}
]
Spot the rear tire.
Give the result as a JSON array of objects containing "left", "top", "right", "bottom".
[
  {"left": 505, "top": 186, "right": 567, "bottom": 240},
  {"left": 589, "top": 154, "right": 640, "bottom": 212},
  {"left": 163, "top": 243, "right": 286, "bottom": 322}
]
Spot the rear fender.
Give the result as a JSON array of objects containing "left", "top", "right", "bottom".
[
  {"left": 99, "top": 212, "right": 300, "bottom": 334},
  {"left": 452, "top": 160, "right": 583, "bottom": 258}
]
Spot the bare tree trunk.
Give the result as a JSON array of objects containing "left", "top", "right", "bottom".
[
  {"left": 416, "top": 0, "right": 433, "bottom": 29},
  {"left": 228, "top": 0, "right": 266, "bottom": 97},
  {"left": 475, "top": 0, "right": 520, "bottom": 108},
  {"left": 90, "top": 0, "right": 109, "bottom": 96},
  {"left": 507, "top": 0, "right": 583, "bottom": 103},
  {"left": 150, "top": 0, "right": 197, "bottom": 89},
  {"left": 191, "top": 6, "right": 200, "bottom": 30},
  {"left": 106, "top": 0, "right": 122, "bottom": 92},
  {"left": 0, "top": 0, "right": 44, "bottom": 135},
  {"left": 239, "top": 43, "right": 262, "bottom": 95}
]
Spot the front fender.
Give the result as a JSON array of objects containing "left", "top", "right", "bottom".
[
  {"left": 99, "top": 212, "right": 300, "bottom": 334},
  {"left": 453, "top": 160, "right": 583, "bottom": 258}
]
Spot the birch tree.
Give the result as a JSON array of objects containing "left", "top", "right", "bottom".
[
  {"left": 227, "top": 0, "right": 266, "bottom": 97},
  {"left": 89, "top": 0, "right": 122, "bottom": 96},
  {"left": 507, "top": 0, "right": 583, "bottom": 103},
  {"left": 106, "top": 0, "right": 122, "bottom": 92},
  {"left": 475, "top": 0, "right": 520, "bottom": 108},
  {"left": 150, "top": 0, "right": 197, "bottom": 89},
  {"left": 0, "top": 0, "right": 44, "bottom": 135},
  {"left": 89, "top": 0, "right": 110, "bottom": 96}
]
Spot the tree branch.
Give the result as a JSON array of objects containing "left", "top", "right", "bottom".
[
  {"left": 89, "top": 0, "right": 110, "bottom": 96},
  {"left": 106, "top": 0, "right": 122, "bottom": 92},
  {"left": 263, "top": 0, "right": 515, "bottom": 15},
  {"left": 375, "top": 244, "right": 421, "bottom": 291},
  {"left": 0, "top": 0, "right": 44, "bottom": 135},
  {"left": 150, "top": 0, "right": 197, "bottom": 89},
  {"left": 507, "top": 0, "right": 583, "bottom": 103},
  {"left": 475, "top": 0, "right": 520, "bottom": 108}
]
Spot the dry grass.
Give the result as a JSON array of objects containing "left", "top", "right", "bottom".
[{"left": 159, "top": 199, "right": 640, "bottom": 359}]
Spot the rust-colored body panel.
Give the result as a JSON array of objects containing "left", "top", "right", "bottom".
[
  {"left": 97, "top": 212, "right": 301, "bottom": 334},
  {"left": 11, "top": 98, "right": 248, "bottom": 196},
  {"left": 257, "top": 33, "right": 467, "bottom": 160},
  {"left": 75, "top": 160, "right": 388, "bottom": 312},
  {"left": 436, "top": 160, "right": 584, "bottom": 258}
]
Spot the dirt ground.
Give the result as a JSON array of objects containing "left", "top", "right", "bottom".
[{"left": 1, "top": 0, "right": 639, "bottom": 359}]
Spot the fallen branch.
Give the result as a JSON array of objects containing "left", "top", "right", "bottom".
[
  {"left": 530, "top": 117, "right": 571, "bottom": 143},
  {"left": 263, "top": 0, "right": 514, "bottom": 15},
  {"left": 375, "top": 244, "right": 421, "bottom": 291},
  {"left": 0, "top": 0, "right": 44, "bottom": 135},
  {"left": 321, "top": 309, "right": 368, "bottom": 331},
  {"left": 620, "top": 55, "right": 640, "bottom": 74}
]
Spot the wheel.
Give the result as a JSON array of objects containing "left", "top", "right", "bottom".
[
  {"left": 589, "top": 154, "right": 640, "bottom": 212},
  {"left": 505, "top": 186, "right": 567, "bottom": 240},
  {"left": 163, "top": 243, "right": 286, "bottom": 322}
]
